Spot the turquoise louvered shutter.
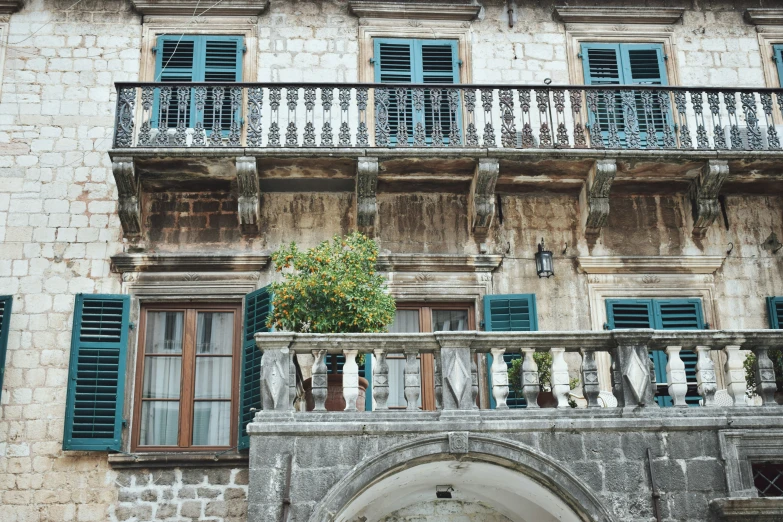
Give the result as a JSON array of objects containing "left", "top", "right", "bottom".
[
  {"left": 0, "top": 296, "right": 12, "bottom": 402},
  {"left": 63, "top": 294, "right": 130, "bottom": 451},
  {"left": 769, "top": 297, "right": 783, "bottom": 329},
  {"left": 238, "top": 286, "right": 270, "bottom": 451},
  {"left": 375, "top": 38, "right": 415, "bottom": 144},
  {"left": 774, "top": 45, "right": 783, "bottom": 88},
  {"left": 417, "top": 40, "right": 461, "bottom": 143},
  {"left": 484, "top": 294, "right": 538, "bottom": 409}
]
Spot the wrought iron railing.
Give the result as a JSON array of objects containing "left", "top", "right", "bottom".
[{"left": 113, "top": 82, "right": 783, "bottom": 152}]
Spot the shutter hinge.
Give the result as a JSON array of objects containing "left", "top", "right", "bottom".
[
  {"left": 122, "top": 419, "right": 128, "bottom": 428},
  {"left": 603, "top": 323, "right": 610, "bottom": 330},
  {"left": 663, "top": 54, "right": 669, "bottom": 61},
  {"left": 458, "top": 59, "right": 463, "bottom": 67},
  {"left": 479, "top": 320, "right": 485, "bottom": 330},
  {"left": 243, "top": 45, "right": 247, "bottom": 54},
  {"left": 577, "top": 52, "right": 583, "bottom": 59},
  {"left": 369, "top": 57, "right": 376, "bottom": 64},
  {"left": 128, "top": 322, "right": 135, "bottom": 330},
  {"left": 704, "top": 322, "right": 710, "bottom": 330}
]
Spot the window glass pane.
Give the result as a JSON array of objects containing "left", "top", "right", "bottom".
[
  {"left": 140, "top": 401, "right": 179, "bottom": 446},
  {"left": 432, "top": 310, "right": 469, "bottom": 331},
  {"left": 196, "top": 312, "right": 234, "bottom": 354},
  {"left": 389, "top": 309, "right": 420, "bottom": 333},
  {"left": 143, "top": 356, "right": 181, "bottom": 399},
  {"left": 192, "top": 401, "right": 231, "bottom": 446},
  {"left": 145, "top": 311, "right": 184, "bottom": 353},
  {"left": 194, "top": 358, "right": 232, "bottom": 399}
]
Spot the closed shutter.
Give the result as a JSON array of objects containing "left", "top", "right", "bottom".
[
  {"left": 484, "top": 294, "right": 538, "bottom": 409},
  {"left": 0, "top": 296, "right": 12, "bottom": 402},
  {"left": 774, "top": 45, "right": 783, "bottom": 88},
  {"left": 769, "top": 297, "right": 783, "bottom": 329},
  {"left": 238, "top": 286, "right": 270, "bottom": 451},
  {"left": 63, "top": 294, "right": 130, "bottom": 451}
]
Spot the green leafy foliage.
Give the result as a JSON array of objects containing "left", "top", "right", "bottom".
[
  {"left": 508, "top": 352, "right": 579, "bottom": 408},
  {"left": 744, "top": 349, "right": 783, "bottom": 397},
  {"left": 268, "top": 232, "right": 396, "bottom": 335}
]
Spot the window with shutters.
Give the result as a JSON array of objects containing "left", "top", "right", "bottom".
[
  {"left": 483, "top": 294, "right": 538, "bottom": 409},
  {"left": 769, "top": 297, "right": 783, "bottom": 329},
  {"left": 605, "top": 298, "right": 705, "bottom": 407},
  {"left": 774, "top": 45, "right": 783, "bottom": 88},
  {"left": 373, "top": 38, "right": 461, "bottom": 144},
  {"left": 132, "top": 303, "right": 241, "bottom": 451},
  {"left": 580, "top": 43, "right": 670, "bottom": 148},
  {"left": 0, "top": 296, "right": 12, "bottom": 402},
  {"left": 152, "top": 35, "right": 244, "bottom": 132}
]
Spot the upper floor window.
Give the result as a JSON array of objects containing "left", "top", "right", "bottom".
[
  {"left": 373, "top": 38, "right": 461, "bottom": 145},
  {"left": 581, "top": 43, "right": 669, "bottom": 148},
  {"left": 774, "top": 45, "right": 783, "bottom": 88}
]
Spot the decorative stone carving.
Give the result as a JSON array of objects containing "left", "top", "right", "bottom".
[
  {"left": 356, "top": 157, "right": 379, "bottom": 236},
  {"left": 665, "top": 346, "right": 688, "bottom": 407},
  {"left": 448, "top": 432, "right": 469, "bottom": 454},
  {"left": 745, "top": 9, "right": 783, "bottom": 26},
  {"left": 311, "top": 350, "right": 328, "bottom": 412},
  {"left": 581, "top": 349, "right": 600, "bottom": 408},
  {"left": 580, "top": 159, "right": 616, "bottom": 238},
  {"left": 257, "top": 334, "right": 295, "bottom": 412},
  {"left": 724, "top": 346, "right": 747, "bottom": 406},
  {"left": 753, "top": 346, "right": 778, "bottom": 406},
  {"left": 348, "top": 1, "right": 481, "bottom": 21},
  {"left": 695, "top": 345, "right": 717, "bottom": 406},
  {"left": 111, "top": 157, "right": 142, "bottom": 238},
  {"left": 490, "top": 348, "right": 509, "bottom": 409},
  {"left": 691, "top": 160, "right": 729, "bottom": 238},
  {"left": 470, "top": 158, "right": 500, "bottom": 239},
  {"left": 436, "top": 332, "right": 477, "bottom": 410},
  {"left": 131, "top": 0, "right": 270, "bottom": 16},
  {"left": 342, "top": 349, "right": 360, "bottom": 412},
  {"left": 236, "top": 157, "right": 260, "bottom": 233},
  {"left": 612, "top": 331, "right": 657, "bottom": 408},
  {"left": 373, "top": 349, "right": 390, "bottom": 410}
]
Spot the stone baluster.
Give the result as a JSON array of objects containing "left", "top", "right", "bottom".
[
  {"left": 665, "top": 346, "right": 688, "bottom": 407},
  {"left": 490, "top": 348, "right": 509, "bottom": 409},
  {"left": 580, "top": 349, "right": 600, "bottom": 408},
  {"left": 753, "top": 346, "right": 778, "bottom": 406},
  {"left": 372, "top": 348, "right": 389, "bottom": 410},
  {"left": 723, "top": 345, "right": 747, "bottom": 406},
  {"left": 436, "top": 332, "right": 478, "bottom": 410},
  {"left": 470, "top": 349, "right": 479, "bottom": 409},
  {"left": 695, "top": 345, "right": 717, "bottom": 406},
  {"left": 550, "top": 348, "right": 570, "bottom": 408},
  {"left": 255, "top": 333, "right": 295, "bottom": 412},
  {"left": 342, "top": 349, "right": 360, "bottom": 412},
  {"left": 434, "top": 351, "right": 443, "bottom": 410},
  {"left": 611, "top": 331, "right": 656, "bottom": 408},
  {"left": 520, "top": 348, "right": 540, "bottom": 408},
  {"left": 310, "top": 349, "right": 327, "bottom": 411},
  {"left": 404, "top": 347, "right": 421, "bottom": 410}
]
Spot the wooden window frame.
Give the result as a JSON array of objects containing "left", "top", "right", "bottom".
[{"left": 132, "top": 302, "right": 242, "bottom": 452}]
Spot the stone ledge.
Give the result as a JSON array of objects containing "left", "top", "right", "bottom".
[
  {"left": 577, "top": 255, "right": 725, "bottom": 275},
  {"left": 108, "top": 451, "right": 248, "bottom": 469},
  {"left": 348, "top": 1, "right": 481, "bottom": 21},
  {"left": 130, "top": 0, "right": 269, "bottom": 16},
  {"left": 377, "top": 253, "right": 503, "bottom": 273},
  {"left": 111, "top": 252, "right": 271, "bottom": 273},
  {"left": 554, "top": 6, "right": 685, "bottom": 25},
  {"left": 709, "top": 498, "right": 783, "bottom": 522},
  {"left": 744, "top": 9, "right": 783, "bottom": 26},
  {"left": 0, "top": 0, "right": 22, "bottom": 14}
]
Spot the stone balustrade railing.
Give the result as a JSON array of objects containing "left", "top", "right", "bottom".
[
  {"left": 113, "top": 82, "right": 783, "bottom": 152},
  {"left": 254, "top": 330, "right": 783, "bottom": 413}
]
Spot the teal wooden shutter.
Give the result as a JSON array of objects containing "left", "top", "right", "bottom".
[
  {"left": 774, "top": 45, "right": 783, "bottom": 88},
  {"left": 484, "top": 294, "right": 538, "bottom": 409},
  {"left": 417, "top": 40, "right": 461, "bottom": 143},
  {"left": 374, "top": 38, "right": 415, "bottom": 144},
  {"left": 63, "top": 294, "right": 130, "bottom": 451},
  {"left": 153, "top": 36, "right": 198, "bottom": 129},
  {"left": 238, "top": 286, "right": 270, "bottom": 450},
  {"left": 0, "top": 296, "right": 12, "bottom": 402},
  {"left": 202, "top": 36, "right": 244, "bottom": 133},
  {"left": 769, "top": 297, "right": 783, "bottom": 329}
]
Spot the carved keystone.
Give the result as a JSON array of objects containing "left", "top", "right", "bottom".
[
  {"left": 111, "top": 157, "right": 141, "bottom": 238},
  {"left": 357, "top": 157, "right": 379, "bottom": 236},
  {"left": 691, "top": 159, "right": 729, "bottom": 238},
  {"left": 449, "top": 432, "right": 469, "bottom": 454},
  {"left": 236, "top": 157, "right": 260, "bottom": 233},
  {"left": 470, "top": 158, "right": 500, "bottom": 239},
  {"left": 580, "top": 158, "right": 616, "bottom": 238}
]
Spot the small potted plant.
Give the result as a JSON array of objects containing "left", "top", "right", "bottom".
[
  {"left": 508, "top": 352, "right": 580, "bottom": 408},
  {"left": 268, "top": 232, "right": 396, "bottom": 411}
]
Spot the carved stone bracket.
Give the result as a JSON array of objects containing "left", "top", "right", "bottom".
[
  {"left": 580, "top": 158, "right": 616, "bottom": 238},
  {"left": 111, "top": 157, "right": 142, "bottom": 239},
  {"left": 236, "top": 157, "right": 260, "bottom": 233},
  {"left": 691, "top": 160, "right": 729, "bottom": 238},
  {"left": 357, "top": 157, "right": 379, "bottom": 236},
  {"left": 470, "top": 158, "right": 499, "bottom": 239}
]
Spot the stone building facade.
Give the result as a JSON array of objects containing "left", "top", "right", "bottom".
[{"left": 0, "top": 0, "right": 782, "bottom": 521}]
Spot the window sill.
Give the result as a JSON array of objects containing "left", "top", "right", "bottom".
[{"left": 108, "top": 451, "right": 248, "bottom": 469}]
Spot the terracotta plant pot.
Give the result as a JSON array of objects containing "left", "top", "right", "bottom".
[
  {"left": 535, "top": 391, "right": 558, "bottom": 408},
  {"left": 303, "top": 374, "right": 368, "bottom": 411}
]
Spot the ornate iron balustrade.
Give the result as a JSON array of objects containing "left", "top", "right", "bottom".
[
  {"left": 113, "top": 82, "right": 783, "bottom": 151},
  {"left": 254, "top": 330, "right": 783, "bottom": 413}
]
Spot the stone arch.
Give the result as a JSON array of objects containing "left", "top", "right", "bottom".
[{"left": 309, "top": 433, "right": 616, "bottom": 522}]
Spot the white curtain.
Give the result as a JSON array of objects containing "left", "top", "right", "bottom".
[
  {"left": 140, "top": 401, "right": 179, "bottom": 446},
  {"left": 192, "top": 312, "right": 234, "bottom": 445},
  {"left": 196, "top": 312, "right": 233, "bottom": 354}
]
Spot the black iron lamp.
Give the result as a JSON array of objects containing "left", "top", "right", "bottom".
[{"left": 535, "top": 238, "right": 554, "bottom": 278}]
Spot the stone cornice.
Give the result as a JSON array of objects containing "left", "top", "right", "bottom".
[
  {"left": 130, "top": 0, "right": 269, "bottom": 17},
  {"left": 348, "top": 1, "right": 481, "bottom": 21},
  {"left": 577, "top": 256, "right": 725, "bottom": 275},
  {"left": 111, "top": 252, "right": 270, "bottom": 273},
  {"left": 0, "top": 1, "right": 22, "bottom": 14},
  {"left": 745, "top": 9, "right": 783, "bottom": 26},
  {"left": 554, "top": 6, "right": 685, "bottom": 25},
  {"left": 377, "top": 254, "right": 503, "bottom": 273}
]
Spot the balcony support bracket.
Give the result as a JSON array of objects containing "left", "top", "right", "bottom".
[
  {"left": 470, "top": 158, "right": 500, "bottom": 240},
  {"left": 580, "top": 158, "right": 616, "bottom": 239},
  {"left": 236, "top": 157, "right": 261, "bottom": 233},
  {"left": 357, "top": 157, "right": 379, "bottom": 237},
  {"left": 691, "top": 160, "right": 729, "bottom": 239},
  {"left": 112, "top": 157, "right": 142, "bottom": 240}
]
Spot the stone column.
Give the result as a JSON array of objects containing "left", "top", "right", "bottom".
[
  {"left": 550, "top": 348, "right": 570, "bottom": 408},
  {"left": 255, "top": 333, "right": 296, "bottom": 412},
  {"left": 435, "top": 332, "right": 478, "bottom": 410},
  {"left": 490, "top": 348, "right": 509, "bottom": 410},
  {"left": 580, "top": 349, "right": 600, "bottom": 408},
  {"left": 373, "top": 348, "right": 389, "bottom": 410},
  {"left": 665, "top": 346, "right": 688, "bottom": 407},
  {"left": 611, "top": 331, "right": 656, "bottom": 408},
  {"left": 343, "top": 349, "right": 360, "bottom": 412},
  {"left": 520, "top": 348, "right": 540, "bottom": 408},
  {"left": 311, "top": 349, "right": 327, "bottom": 412},
  {"left": 404, "top": 347, "right": 421, "bottom": 411}
]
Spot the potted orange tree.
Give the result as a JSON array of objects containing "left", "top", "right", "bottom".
[{"left": 268, "top": 232, "right": 396, "bottom": 411}]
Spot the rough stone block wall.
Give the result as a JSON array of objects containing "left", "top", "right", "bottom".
[{"left": 144, "top": 192, "right": 243, "bottom": 248}]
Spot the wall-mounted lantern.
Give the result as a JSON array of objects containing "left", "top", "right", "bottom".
[{"left": 535, "top": 238, "right": 554, "bottom": 278}]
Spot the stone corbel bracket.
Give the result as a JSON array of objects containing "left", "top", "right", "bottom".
[
  {"left": 691, "top": 159, "right": 729, "bottom": 238},
  {"left": 579, "top": 158, "right": 616, "bottom": 239},
  {"left": 357, "top": 157, "right": 379, "bottom": 237},
  {"left": 470, "top": 158, "right": 500, "bottom": 240},
  {"left": 236, "top": 157, "right": 260, "bottom": 233},
  {"left": 112, "top": 157, "right": 142, "bottom": 239}
]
